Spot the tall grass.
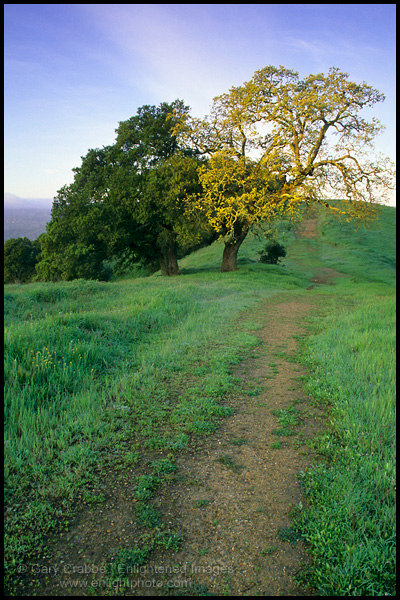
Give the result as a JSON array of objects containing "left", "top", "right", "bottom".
[{"left": 293, "top": 205, "right": 396, "bottom": 596}]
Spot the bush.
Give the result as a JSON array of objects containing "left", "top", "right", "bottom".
[
  {"left": 258, "top": 241, "right": 286, "bottom": 265},
  {"left": 4, "top": 237, "right": 41, "bottom": 284}
]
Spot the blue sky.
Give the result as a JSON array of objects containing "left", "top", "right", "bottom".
[{"left": 4, "top": 4, "right": 396, "bottom": 205}]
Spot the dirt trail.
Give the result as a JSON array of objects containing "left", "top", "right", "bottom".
[
  {"left": 143, "top": 295, "right": 326, "bottom": 596},
  {"left": 294, "top": 218, "right": 319, "bottom": 240},
  {"left": 18, "top": 219, "right": 340, "bottom": 596},
  {"left": 294, "top": 217, "right": 349, "bottom": 289}
]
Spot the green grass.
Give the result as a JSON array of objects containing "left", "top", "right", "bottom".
[
  {"left": 318, "top": 202, "right": 396, "bottom": 286},
  {"left": 4, "top": 202, "right": 396, "bottom": 596},
  {"left": 291, "top": 204, "right": 396, "bottom": 596},
  {"left": 272, "top": 405, "right": 302, "bottom": 436}
]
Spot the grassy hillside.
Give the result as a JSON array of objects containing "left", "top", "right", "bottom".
[
  {"left": 4, "top": 204, "right": 396, "bottom": 595},
  {"left": 4, "top": 228, "right": 302, "bottom": 591}
]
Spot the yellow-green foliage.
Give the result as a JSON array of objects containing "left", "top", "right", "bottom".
[{"left": 197, "top": 151, "right": 303, "bottom": 237}]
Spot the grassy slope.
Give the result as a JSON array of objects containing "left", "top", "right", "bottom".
[
  {"left": 293, "top": 205, "right": 396, "bottom": 596},
  {"left": 4, "top": 205, "right": 396, "bottom": 595}
]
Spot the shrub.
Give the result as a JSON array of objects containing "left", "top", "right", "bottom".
[{"left": 258, "top": 241, "right": 286, "bottom": 264}]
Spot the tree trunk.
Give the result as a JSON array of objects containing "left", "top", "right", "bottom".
[
  {"left": 220, "top": 225, "right": 250, "bottom": 272},
  {"left": 159, "top": 240, "right": 180, "bottom": 276},
  {"left": 159, "top": 252, "right": 169, "bottom": 276},
  {"left": 167, "top": 243, "right": 180, "bottom": 275}
]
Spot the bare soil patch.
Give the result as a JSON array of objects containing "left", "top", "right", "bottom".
[
  {"left": 294, "top": 218, "right": 318, "bottom": 240},
  {"left": 307, "top": 268, "right": 349, "bottom": 289}
]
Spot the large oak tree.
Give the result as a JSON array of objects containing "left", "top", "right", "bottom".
[
  {"left": 114, "top": 102, "right": 208, "bottom": 275},
  {"left": 174, "top": 66, "right": 395, "bottom": 271}
]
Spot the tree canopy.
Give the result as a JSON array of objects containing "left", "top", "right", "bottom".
[{"left": 31, "top": 67, "right": 395, "bottom": 281}]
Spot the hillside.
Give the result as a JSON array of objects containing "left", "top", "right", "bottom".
[{"left": 4, "top": 204, "right": 396, "bottom": 596}]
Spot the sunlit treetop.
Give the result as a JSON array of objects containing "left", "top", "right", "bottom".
[{"left": 173, "top": 65, "right": 395, "bottom": 242}]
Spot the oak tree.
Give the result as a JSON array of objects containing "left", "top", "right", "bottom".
[
  {"left": 114, "top": 103, "right": 208, "bottom": 275},
  {"left": 139, "top": 153, "right": 209, "bottom": 275},
  {"left": 36, "top": 147, "right": 119, "bottom": 281},
  {"left": 175, "top": 66, "right": 395, "bottom": 271}
]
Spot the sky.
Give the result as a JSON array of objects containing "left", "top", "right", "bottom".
[{"left": 4, "top": 3, "right": 396, "bottom": 206}]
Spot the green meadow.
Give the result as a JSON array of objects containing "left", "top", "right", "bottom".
[{"left": 4, "top": 203, "right": 396, "bottom": 596}]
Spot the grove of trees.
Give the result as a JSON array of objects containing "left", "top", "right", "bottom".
[
  {"left": 4, "top": 66, "right": 395, "bottom": 283},
  {"left": 36, "top": 100, "right": 211, "bottom": 280}
]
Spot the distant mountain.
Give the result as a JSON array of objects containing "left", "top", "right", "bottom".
[{"left": 4, "top": 194, "right": 53, "bottom": 242}]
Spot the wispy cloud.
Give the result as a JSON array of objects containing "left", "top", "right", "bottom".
[
  {"left": 79, "top": 4, "right": 256, "bottom": 116},
  {"left": 283, "top": 34, "right": 385, "bottom": 72},
  {"left": 285, "top": 37, "right": 332, "bottom": 61}
]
